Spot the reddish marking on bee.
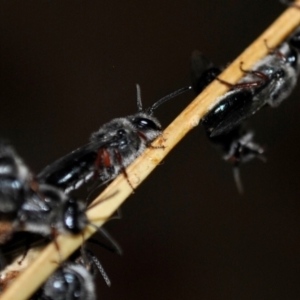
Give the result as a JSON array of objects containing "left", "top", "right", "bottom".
[
  {"left": 93, "top": 148, "right": 111, "bottom": 181},
  {"left": 114, "top": 149, "right": 134, "bottom": 190},
  {"left": 137, "top": 131, "right": 147, "bottom": 141},
  {"left": 95, "top": 148, "right": 111, "bottom": 169},
  {"left": 101, "top": 149, "right": 111, "bottom": 168}
]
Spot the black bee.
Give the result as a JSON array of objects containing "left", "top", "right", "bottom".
[
  {"left": 31, "top": 249, "right": 108, "bottom": 300},
  {"left": 37, "top": 85, "right": 191, "bottom": 194},
  {"left": 191, "top": 28, "right": 300, "bottom": 192},
  {"left": 190, "top": 52, "right": 266, "bottom": 192},
  {"left": 32, "top": 263, "right": 96, "bottom": 300},
  {"left": 0, "top": 142, "right": 86, "bottom": 239},
  {"left": 12, "top": 184, "right": 122, "bottom": 256},
  {"left": 13, "top": 184, "right": 87, "bottom": 236},
  {"left": 0, "top": 141, "right": 121, "bottom": 256},
  {"left": 201, "top": 29, "right": 300, "bottom": 137}
]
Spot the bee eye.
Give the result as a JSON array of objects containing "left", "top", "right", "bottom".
[
  {"left": 132, "top": 118, "right": 160, "bottom": 130},
  {"left": 117, "top": 129, "right": 126, "bottom": 137},
  {"left": 63, "top": 199, "right": 80, "bottom": 232}
]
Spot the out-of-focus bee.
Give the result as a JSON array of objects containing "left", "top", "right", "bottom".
[
  {"left": 0, "top": 141, "right": 121, "bottom": 257},
  {"left": 31, "top": 249, "right": 111, "bottom": 300}
]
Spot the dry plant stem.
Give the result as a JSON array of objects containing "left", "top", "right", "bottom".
[{"left": 1, "top": 4, "right": 300, "bottom": 300}]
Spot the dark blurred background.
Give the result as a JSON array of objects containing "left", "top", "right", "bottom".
[{"left": 1, "top": 1, "right": 300, "bottom": 299}]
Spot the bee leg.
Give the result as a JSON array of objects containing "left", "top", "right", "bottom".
[
  {"left": 217, "top": 76, "right": 264, "bottom": 89},
  {"left": 215, "top": 77, "right": 235, "bottom": 88},
  {"left": 223, "top": 142, "right": 244, "bottom": 194},
  {"left": 233, "top": 165, "right": 244, "bottom": 195},
  {"left": 149, "top": 134, "right": 166, "bottom": 150},
  {"left": 138, "top": 131, "right": 165, "bottom": 149},
  {"left": 17, "top": 235, "right": 34, "bottom": 265},
  {"left": 240, "top": 61, "right": 269, "bottom": 80},
  {"left": 263, "top": 39, "right": 287, "bottom": 61},
  {"left": 51, "top": 227, "right": 62, "bottom": 263},
  {"left": 94, "top": 148, "right": 111, "bottom": 180},
  {"left": 217, "top": 62, "right": 268, "bottom": 90},
  {"left": 114, "top": 149, "right": 135, "bottom": 191}
]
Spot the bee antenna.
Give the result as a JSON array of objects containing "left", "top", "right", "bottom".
[
  {"left": 88, "top": 223, "right": 123, "bottom": 256},
  {"left": 85, "top": 249, "right": 111, "bottom": 287},
  {"left": 87, "top": 190, "right": 119, "bottom": 210},
  {"left": 147, "top": 86, "right": 192, "bottom": 115},
  {"left": 136, "top": 84, "right": 143, "bottom": 112},
  {"left": 88, "top": 237, "right": 119, "bottom": 254}
]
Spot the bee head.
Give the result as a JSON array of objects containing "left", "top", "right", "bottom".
[{"left": 63, "top": 198, "right": 87, "bottom": 234}]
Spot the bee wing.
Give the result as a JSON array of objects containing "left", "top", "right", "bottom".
[
  {"left": 202, "top": 88, "right": 266, "bottom": 137},
  {"left": 21, "top": 191, "right": 49, "bottom": 212},
  {"left": 258, "top": 71, "right": 295, "bottom": 108},
  {"left": 37, "top": 143, "right": 100, "bottom": 192},
  {"left": 190, "top": 50, "right": 222, "bottom": 94},
  {"left": 1, "top": 232, "right": 47, "bottom": 267}
]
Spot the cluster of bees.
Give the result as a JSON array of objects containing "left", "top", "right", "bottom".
[
  {"left": 1, "top": 6, "right": 300, "bottom": 300},
  {"left": 0, "top": 85, "right": 190, "bottom": 299}
]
